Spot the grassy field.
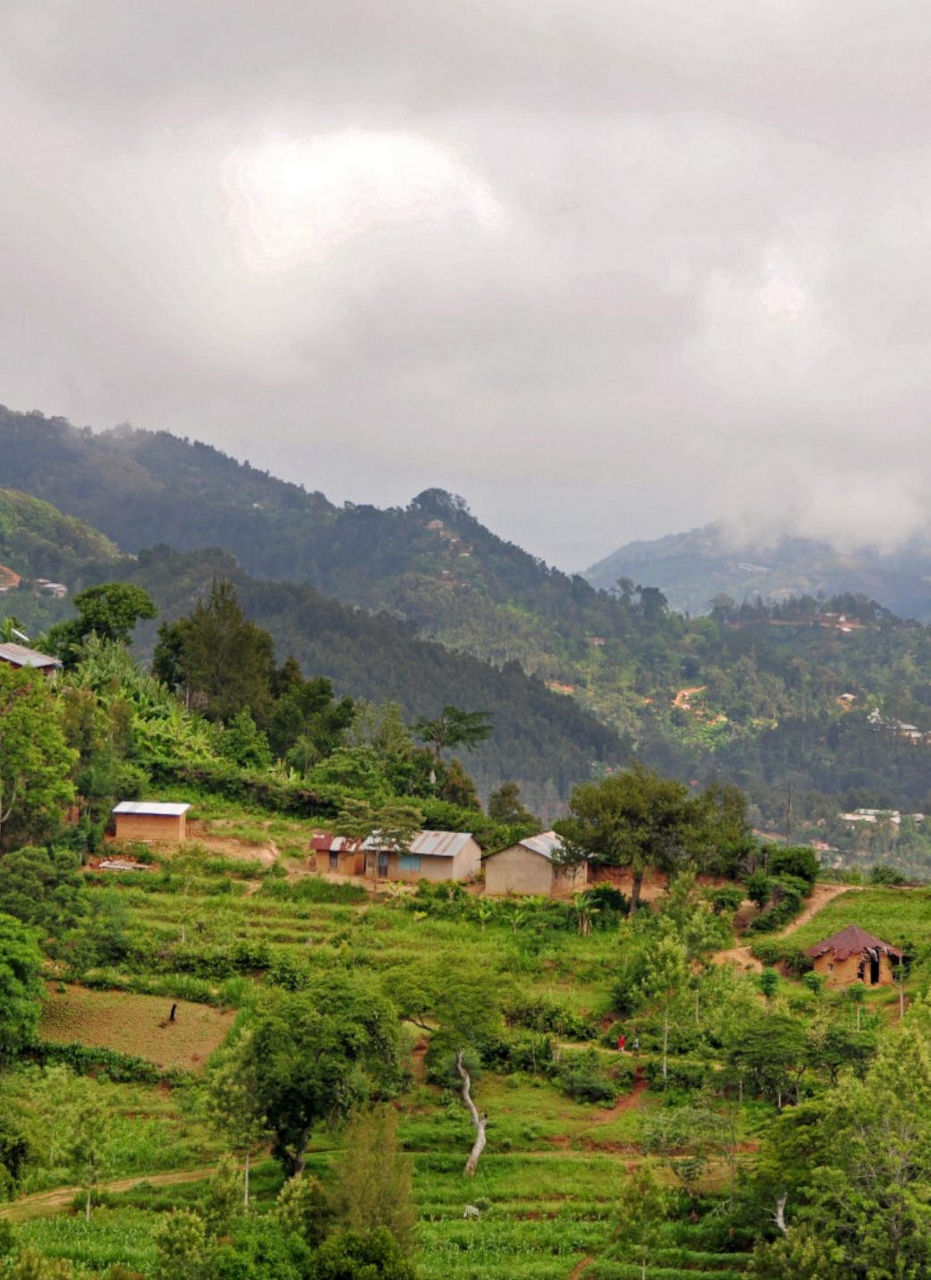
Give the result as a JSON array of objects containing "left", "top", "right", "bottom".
[
  {"left": 10, "top": 802, "right": 922, "bottom": 1278},
  {"left": 40, "top": 985, "right": 235, "bottom": 1073},
  {"left": 787, "top": 885, "right": 931, "bottom": 951}
]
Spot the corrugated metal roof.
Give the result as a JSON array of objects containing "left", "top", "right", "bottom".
[
  {"left": 483, "top": 831, "right": 565, "bottom": 863},
  {"left": 360, "top": 830, "right": 473, "bottom": 858},
  {"left": 410, "top": 830, "right": 473, "bottom": 858},
  {"left": 0, "top": 642, "right": 62, "bottom": 669},
  {"left": 518, "top": 831, "right": 564, "bottom": 861},
  {"left": 113, "top": 802, "right": 191, "bottom": 817},
  {"left": 310, "top": 831, "right": 363, "bottom": 853}
]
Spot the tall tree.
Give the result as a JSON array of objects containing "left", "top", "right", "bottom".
[
  {"left": 0, "top": 913, "right": 43, "bottom": 1063},
  {"left": 153, "top": 579, "right": 275, "bottom": 723},
  {"left": 46, "top": 582, "right": 157, "bottom": 665},
  {"left": 412, "top": 706, "right": 492, "bottom": 761},
  {"left": 0, "top": 663, "right": 76, "bottom": 851},
  {"left": 555, "top": 763, "right": 695, "bottom": 910},
  {"left": 330, "top": 1107, "right": 417, "bottom": 1250},
  {"left": 225, "top": 978, "right": 403, "bottom": 1176}
]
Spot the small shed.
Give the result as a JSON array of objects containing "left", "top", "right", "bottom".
[
  {"left": 484, "top": 831, "right": 588, "bottom": 897},
  {"left": 112, "top": 801, "right": 190, "bottom": 843},
  {"left": 311, "top": 831, "right": 365, "bottom": 876},
  {"left": 0, "top": 642, "right": 62, "bottom": 676},
  {"left": 363, "top": 830, "right": 481, "bottom": 883},
  {"left": 806, "top": 924, "right": 903, "bottom": 987}
]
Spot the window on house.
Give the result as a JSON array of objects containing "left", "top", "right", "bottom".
[{"left": 400, "top": 854, "right": 421, "bottom": 872}]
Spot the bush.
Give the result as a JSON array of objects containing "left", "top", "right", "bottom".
[
  {"left": 643, "top": 1057, "right": 708, "bottom": 1091},
  {"left": 555, "top": 1049, "right": 618, "bottom": 1105},
  {"left": 503, "top": 995, "right": 598, "bottom": 1040},
  {"left": 707, "top": 886, "right": 743, "bottom": 915},
  {"left": 768, "top": 845, "right": 819, "bottom": 885},
  {"left": 869, "top": 864, "right": 907, "bottom": 885},
  {"left": 31, "top": 1040, "right": 191, "bottom": 1084}
]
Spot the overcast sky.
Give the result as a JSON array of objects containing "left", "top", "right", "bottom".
[{"left": 2, "top": 2, "right": 931, "bottom": 569}]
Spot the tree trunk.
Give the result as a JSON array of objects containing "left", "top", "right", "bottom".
[
  {"left": 773, "top": 1194, "right": 787, "bottom": 1235},
  {"left": 456, "top": 1050, "right": 487, "bottom": 1177},
  {"left": 243, "top": 1151, "right": 250, "bottom": 1209},
  {"left": 630, "top": 873, "right": 643, "bottom": 913},
  {"left": 85, "top": 1185, "right": 92, "bottom": 1223},
  {"left": 662, "top": 1009, "right": 669, "bottom": 1083}
]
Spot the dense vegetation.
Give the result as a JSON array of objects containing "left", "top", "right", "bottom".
[
  {"left": 585, "top": 519, "right": 931, "bottom": 622},
  {"left": 0, "top": 564, "right": 929, "bottom": 1276},
  {"left": 10, "top": 405, "right": 931, "bottom": 861}
]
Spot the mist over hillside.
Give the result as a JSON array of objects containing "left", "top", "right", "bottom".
[{"left": 585, "top": 524, "right": 931, "bottom": 622}]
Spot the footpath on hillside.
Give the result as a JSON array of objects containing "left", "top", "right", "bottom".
[
  {"left": 712, "top": 881, "right": 859, "bottom": 972},
  {"left": 0, "top": 1164, "right": 223, "bottom": 1223}
]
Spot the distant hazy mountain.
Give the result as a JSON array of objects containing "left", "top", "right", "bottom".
[{"left": 585, "top": 524, "right": 931, "bottom": 622}]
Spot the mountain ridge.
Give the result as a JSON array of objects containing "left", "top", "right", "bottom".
[{"left": 584, "top": 522, "right": 931, "bottom": 622}]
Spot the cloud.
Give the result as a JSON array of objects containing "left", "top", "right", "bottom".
[{"left": 1, "top": 1, "right": 931, "bottom": 568}]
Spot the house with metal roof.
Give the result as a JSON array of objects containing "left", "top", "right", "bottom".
[
  {"left": 484, "top": 831, "right": 589, "bottom": 898},
  {"left": 806, "top": 924, "right": 903, "bottom": 987},
  {"left": 112, "top": 801, "right": 191, "bottom": 843},
  {"left": 363, "top": 829, "right": 481, "bottom": 883},
  {"left": 0, "top": 642, "right": 62, "bottom": 675},
  {"left": 311, "top": 831, "right": 366, "bottom": 877}
]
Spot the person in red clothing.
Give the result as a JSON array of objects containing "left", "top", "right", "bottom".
[{"left": 617, "top": 1034, "right": 626, "bottom": 1052}]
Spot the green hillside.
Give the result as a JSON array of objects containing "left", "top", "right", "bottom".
[
  {"left": 585, "top": 522, "right": 931, "bottom": 622},
  {"left": 8, "top": 405, "right": 931, "bottom": 852},
  {"left": 0, "top": 487, "right": 122, "bottom": 584}
]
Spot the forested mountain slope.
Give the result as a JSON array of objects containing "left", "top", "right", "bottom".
[
  {"left": 0, "top": 489, "right": 622, "bottom": 812},
  {"left": 8, "top": 406, "right": 931, "bottom": 831},
  {"left": 0, "top": 488, "right": 123, "bottom": 583},
  {"left": 585, "top": 522, "right": 931, "bottom": 622}
]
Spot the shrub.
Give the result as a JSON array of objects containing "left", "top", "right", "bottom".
[
  {"left": 555, "top": 1049, "right": 618, "bottom": 1105},
  {"left": 707, "top": 886, "right": 743, "bottom": 915},
  {"left": 643, "top": 1057, "right": 708, "bottom": 1091},
  {"left": 869, "top": 864, "right": 907, "bottom": 886},
  {"left": 503, "top": 995, "right": 598, "bottom": 1040},
  {"left": 768, "top": 845, "right": 819, "bottom": 885}
]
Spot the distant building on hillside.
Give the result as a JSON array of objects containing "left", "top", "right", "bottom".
[
  {"left": 311, "top": 832, "right": 365, "bottom": 876},
  {"left": 112, "top": 801, "right": 190, "bottom": 843},
  {"left": 806, "top": 924, "right": 903, "bottom": 987},
  {"left": 484, "top": 831, "right": 587, "bottom": 898},
  {"left": 312, "top": 829, "right": 481, "bottom": 883},
  {"left": 0, "top": 642, "right": 62, "bottom": 676}
]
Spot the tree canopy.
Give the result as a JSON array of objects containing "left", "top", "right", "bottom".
[
  {"left": 224, "top": 977, "right": 403, "bottom": 1175},
  {"left": 0, "top": 663, "right": 76, "bottom": 851},
  {"left": 0, "top": 913, "right": 43, "bottom": 1064}
]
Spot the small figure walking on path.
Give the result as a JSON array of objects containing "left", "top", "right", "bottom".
[{"left": 617, "top": 1034, "right": 626, "bottom": 1052}]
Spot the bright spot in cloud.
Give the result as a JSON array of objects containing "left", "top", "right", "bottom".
[{"left": 223, "top": 130, "right": 505, "bottom": 270}]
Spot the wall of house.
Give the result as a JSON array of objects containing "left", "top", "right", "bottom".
[
  {"left": 812, "top": 951, "right": 897, "bottom": 987},
  {"left": 314, "top": 849, "right": 365, "bottom": 876},
  {"left": 364, "top": 838, "right": 481, "bottom": 883},
  {"left": 485, "top": 846, "right": 553, "bottom": 896},
  {"left": 114, "top": 813, "right": 185, "bottom": 842}
]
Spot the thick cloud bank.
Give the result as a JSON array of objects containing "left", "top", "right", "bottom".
[{"left": 1, "top": 1, "right": 929, "bottom": 567}]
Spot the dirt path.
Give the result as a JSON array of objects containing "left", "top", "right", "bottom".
[
  {"left": 568, "top": 1257, "right": 596, "bottom": 1280},
  {"left": 0, "top": 1163, "right": 223, "bottom": 1222},
  {"left": 712, "top": 882, "right": 858, "bottom": 973}
]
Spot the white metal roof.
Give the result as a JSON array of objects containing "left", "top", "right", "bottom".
[
  {"left": 362, "top": 830, "right": 474, "bottom": 858},
  {"left": 0, "top": 642, "right": 62, "bottom": 669},
  {"left": 112, "top": 802, "right": 191, "bottom": 816},
  {"left": 485, "top": 831, "right": 565, "bottom": 862}
]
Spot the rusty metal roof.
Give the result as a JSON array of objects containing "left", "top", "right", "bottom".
[
  {"left": 313, "top": 829, "right": 473, "bottom": 858},
  {"left": 0, "top": 642, "right": 62, "bottom": 669},
  {"left": 806, "top": 924, "right": 903, "bottom": 960},
  {"left": 356, "top": 830, "right": 473, "bottom": 858}
]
